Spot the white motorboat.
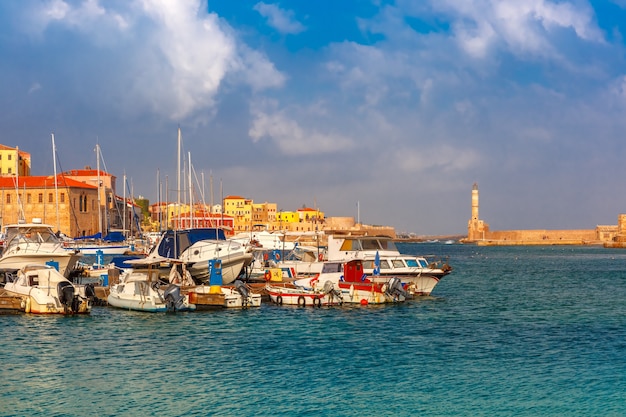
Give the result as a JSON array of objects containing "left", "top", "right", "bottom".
[
  {"left": 326, "top": 235, "right": 451, "bottom": 295},
  {"left": 107, "top": 260, "right": 195, "bottom": 312},
  {"left": 230, "top": 230, "right": 296, "bottom": 251},
  {"left": 145, "top": 228, "right": 252, "bottom": 285},
  {"left": 0, "top": 221, "right": 82, "bottom": 278},
  {"left": 294, "top": 259, "right": 408, "bottom": 305},
  {"left": 3, "top": 264, "right": 93, "bottom": 314}
]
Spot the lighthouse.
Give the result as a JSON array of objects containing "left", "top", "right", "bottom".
[{"left": 467, "top": 182, "right": 488, "bottom": 241}]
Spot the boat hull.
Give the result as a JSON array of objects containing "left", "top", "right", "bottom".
[
  {"left": 266, "top": 285, "right": 343, "bottom": 306},
  {"left": 107, "top": 280, "right": 195, "bottom": 312},
  {"left": 187, "top": 253, "right": 252, "bottom": 285},
  {"left": 0, "top": 252, "right": 82, "bottom": 278}
]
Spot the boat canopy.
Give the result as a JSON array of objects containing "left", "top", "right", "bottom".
[{"left": 156, "top": 228, "right": 226, "bottom": 259}]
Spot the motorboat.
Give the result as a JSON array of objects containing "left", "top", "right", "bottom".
[
  {"left": 230, "top": 230, "right": 296, "bottom": 251},
  {"left": 3, "top": 264, "right": 93, "bottom": 314},
  {"left": 294, "top": 259, "right": 408, "bottom": 305},
  {"left": 107, "top": 259, "right": 195, "bottom": 312},
  {"left": 145, "top": 228, "right": 253, "bottom": 285},
  {"left": 187, "top": 280, "right": 261, "bottom": 309},
  {"left": 0, "top": 221, "right": 82, "bottom": 278},
  {"left": 326, "top": 235, "right": 451, "bottom": 295}
]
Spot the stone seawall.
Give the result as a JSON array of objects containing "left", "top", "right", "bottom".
[{"left": 472, "top": 229, "right": 600, "bottom": 246}]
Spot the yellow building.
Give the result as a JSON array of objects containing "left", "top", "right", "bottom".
[
  {"left": 223, "top": 195, "right": 252, "bottom": 232},
  {"left": 0, "top": 145, "right": 31, "bottom": 177}
]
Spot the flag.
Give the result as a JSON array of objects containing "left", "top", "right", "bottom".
[{"left": 373, "top": 250, "right": 380, "bottom": 276}]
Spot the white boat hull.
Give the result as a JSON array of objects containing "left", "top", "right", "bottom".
[
  {"left": 0, "top": 252, "right": 82, "bottom": 278},
  {"left": 3, "top": 265, "right": 92, "bottom": 314}
]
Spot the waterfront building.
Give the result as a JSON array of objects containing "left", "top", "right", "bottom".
[
  {"left": 0, "top": 175, "right": 98, "bottom": 237},
  {"left": 0, "top": 145, "right": 31, "bottom": 177}
]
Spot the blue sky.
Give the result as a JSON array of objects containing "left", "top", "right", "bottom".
[{"left": 2, "top": 0, "right": 626, "bottom": 235}]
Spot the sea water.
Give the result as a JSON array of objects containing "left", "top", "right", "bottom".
[{"left": 1, "top": 243, "right": 625, "bottom": 416}]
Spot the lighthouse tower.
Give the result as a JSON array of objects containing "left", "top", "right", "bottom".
[
  {"left": 471, "top": 182, "right": 479, "bottom": 221},
  {"left": 467, "top": 183, "right": 488, "bottom": 241}
]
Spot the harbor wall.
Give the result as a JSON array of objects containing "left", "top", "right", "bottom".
[{"left": 474, "top": 229, "right": 601, "bottom": 246}]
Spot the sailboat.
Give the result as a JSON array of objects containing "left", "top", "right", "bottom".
[
  {"left": 64, "top": 144, "right": 131, "bottom": 256},
  {"left": 140, "top": 128, "right": 252, "bottom": 284}
]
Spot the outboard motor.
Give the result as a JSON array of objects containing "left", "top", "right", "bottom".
[
  {"left": 163, "top": 284, "right": 186, "bottom": 312},
  {"left": 384, "top": 277, "right": 407, "bottom": 301},
  {"left": 233, "top": 280, "right": 249, "bottom": 298},
  {"left": 323, "top": 280, "right": 343, "bottom": 303},
  {"left": 234, "top": 280, "right": 251, "bottom": 307},
  {"left": 57, "top": 281, "right": 76, "bottom": 312}
]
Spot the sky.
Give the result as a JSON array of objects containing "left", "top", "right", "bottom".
[{"left": 2, "top": 0, "right": 626, "bottom": 235}]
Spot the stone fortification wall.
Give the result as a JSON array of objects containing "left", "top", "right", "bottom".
[{"left": 477, "top": 229, "right": 599, "bottom": 246}]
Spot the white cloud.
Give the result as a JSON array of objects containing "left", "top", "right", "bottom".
[
  {"left": 436, "top": 0, "right": 605, "bottom": 59},
  {"left": 33, "top": 0, "right": 129, "bottom": 33},
  {"left": 24, "top": 0, "right": 286, "bottom": 121},
  {"left": 249, "top": 103, "right": 354, "bottom": 156},
  {"left": 253, "top": 2, "right": 305, "bottom": 35},
  {"left": 28, "top": 83, "right": 41, "bottom": 94},
  {"left": 393, "top": 145, "right": 481, "bottom": 174}
]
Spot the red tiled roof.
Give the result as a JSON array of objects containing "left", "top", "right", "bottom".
[
  {"left": 63, "top": 169, "right": 113, "bottom": 177},
  {"left": 0, "top": 175, "right": 97, "bottom": 190}
]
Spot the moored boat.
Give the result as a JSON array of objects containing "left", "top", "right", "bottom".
[
  {"left": 326, "top": 235, "right": 451, "bottom": 295},
  {"left": 107, "top": 259, "right": 195, "bottom": 312},
  {"left": 145, "top": 228, "right": 252, "bottom": 285},
  {"left": 187, "top": 280, "right": 261, "bottom": 309},
  {"left": 265, "top": 280, "right": 343, "bottom": 307},
  {"left": 294, "top": 259, "right": 409, "bottom": 305},
  {"left": 3, "top": 264, "right": 93, "bottom": 314},
  {"left": 0, "top": 221, "right": 82, "bottom": 278}
]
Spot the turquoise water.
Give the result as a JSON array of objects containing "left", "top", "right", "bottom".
[{"left": 1, "top": 244, "right": 625, "bottom": 416}]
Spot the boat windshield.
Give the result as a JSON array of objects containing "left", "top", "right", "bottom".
[
  {"left": 5, "top": 226, "right": 60, "bottom": 246},
  {"left": 339, "top": 237, "right": 398, "bottom": 252}
]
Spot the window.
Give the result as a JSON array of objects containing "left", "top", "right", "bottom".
[
  {"left": 27, "top": 194, "right": 31, "bottom": 204},
  {"left": 38, "top": 193, "right": 43, "bottom": 203},
  {"left": 48, "top": 193, "right": 53, "bottom": 203},
  {"left": 6, "top": 194, "right": 10, "bottom": 204},
  {"left": 60, "top": 193, "right": 65, "bottom": 203},
  {"left": 7, "top": 167, "right": 11, "bottom": 174},
  {"left": 7, "top": 154, "right": 11, "bottom": 160}
]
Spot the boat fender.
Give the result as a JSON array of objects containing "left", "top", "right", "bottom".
[
  {"left": 275, "top": 253, "right": 281, "bottom": 261},
  {"left": 276, "top": 295, "right": 283, "bottom": 305},
  {"left": 264, "top": 270, "right": 271, "bottom": 281},
  {"left": 297, "top": 295, "right": 306, "bottom": 307},
  {"left": 313, "top": 297, "right": 321, "bottom": 307},
  {"left": 318, "top": 253, "right": 323, "bottom": 262}
]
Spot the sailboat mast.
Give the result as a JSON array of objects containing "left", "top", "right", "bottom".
[
  {"left": 123, "top": 173, "right": 126, "bottom": 236},
  {"left": 177, "top": 127, "right": 181, "bottom": 230},
  {"left": 96, "top": 144, "right": 102, "bottom": 237},
  {"left": 188, "top": 151, "right": 193, "bottom": 229},
  {"left": 51, "top": 134, "right": 60, "bottom": 232}
]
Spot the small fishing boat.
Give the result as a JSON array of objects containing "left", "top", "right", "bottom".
[
  {"left": 187, "top": 280, "right": 261, "bottom": 309},
  {"left": 265, "top": 280, "right": 343, "bottom": 307},
  {"left": 294, "top": 259, "right": 408, "bottom": 305},
  {"left": 3, "top": 264, "right": 93, "bottom": 314},
  {"left": 107, "top": 259, "right": 195, "bottom": 312}
]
